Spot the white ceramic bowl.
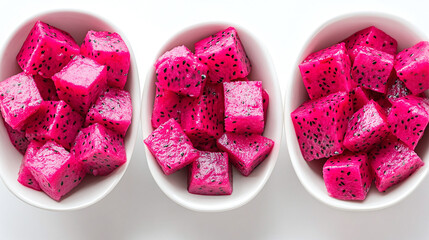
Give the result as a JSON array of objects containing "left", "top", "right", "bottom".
[
  {"left": 285, "top": 12, "right": 429, "bottom": 211},
  {"left": 142, "top": 23, "right": 283, "bottom": 212},
  {"left": 0, "top": 10, "right": 140, "bottom": 211}
]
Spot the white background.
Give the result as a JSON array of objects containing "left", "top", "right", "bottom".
[{"left": 1, "top": 0, "right": 428, "bottom": 239}]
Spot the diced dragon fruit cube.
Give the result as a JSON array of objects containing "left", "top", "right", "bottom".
[
  {"left": 343, "top": 100, "right": 389, "bottom": 152},
  {"left": 394, "top": 41, "right": 429, "bottom": 94},
  {"left": 216, "top": 132, "right": 274, "bottom": 176},
  {"left": 151, "top": 82, "right": 182, "bottom": 128},
  {"left": 73, "top": 123, "right": 126, "bottom": 176},
  {"left": 27, "top": 140, "right": 85, "bottom": 201},
  {"left": 181, "top": 83, "right": 224, "bottom": 145},
  {"left": 17, "top": 140, "right": 44, "bottom": 191},
  {"left": 323, "top": 151, "right": 372, "bottom": 201},
  {"left": 81, "top": 30, "right": 130, "bottom": 89},
  {"left": 52, "top": 55, "right": 107, "bottom": 116},
  {"left": 188, "top": 151, "right": 232, "bottom": 195},
  {"left": 342, "top": 26, "right": 397, "bottom": 62},
  {"left": 368, "top": 135, "right": 424, "bottom": 192},
  {"left": 85, "top": 87, "right": 132, "bottom": 137},
  {"left": 388, "top": 95, "right": 429, "bottom": 150},
  {"left": 351, "top": 46, "right": 394, "bottom": 94},
  {"left": 0, "top": 72, "right": 43, "bottom": 130},
  {"left": 25, "top": 100, "right": 84, "bottom": 150},
  {"left": 291, "top": 91, "right": 353, "bottom": 161},
  {"left": 16, "top": 21, "right": 80, "bottom": 78},
  {"left": 195, "top": 27, "right": 251, "bottom": 84},
  {"left": 224, "top": 81, "right": 264, "bottom": 134},
  {"left": 144, "top": 118, "right": 198, "bottom": 175},
  {"left": 299, "top": 42, "right": 353, "bottom": 100},
  {"left": 155, "top": 45, "right": 208, "bottom": 97}
]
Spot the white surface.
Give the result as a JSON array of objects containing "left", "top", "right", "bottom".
[
  {"left": 285, "top": 12, "right": 429, "bottom": 211},
  {"left": 1, "top": 0, "right": 429, "bottom": 239},
  {"left": 0, "top": 11, "right": 141, "bottom": 211},
  {"left": 142, "top": 23, "right": 283, "bottom": 212}
]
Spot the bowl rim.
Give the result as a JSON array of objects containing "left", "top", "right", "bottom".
[
  {"left": 284, "top": 11, "right": 428, "bottom": 211},
  {"left": 141, "top": 21, "right": 283, "bottom": 212},
  {"left": 0, "top": 9, "right": 141, "bottom": 211}
]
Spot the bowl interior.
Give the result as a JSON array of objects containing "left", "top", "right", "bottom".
[
  {"left": 142, "top": 23, "right": 283, "bottom": 212},
  {"left": 0, "top": 11, "right": 140, "bottom": 210},
  {"left": 285, "top": 13, "right": 429, "bottom": 211}
]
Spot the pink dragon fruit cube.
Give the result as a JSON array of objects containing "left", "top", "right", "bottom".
[
  {"left": 25, "top": 100, "right": 84, "bottom": 150},
  {"left": 343, "top": 100, "right": 389, "bottom": 152},
  {"left": 52, "top": 55, "right": 107, "bottom": 116},
  {"left": 223, "top": 81, "right": 264, "bottom": 134},
  {"left": 17, "top": 140, "right": 44, "bottom": 191},
  {"left": 144, "top": 118, "right": 198, "bottom": 175},
  {"left": 323, "top": 151, "right": 372, "bottom": 201},
  {"left": 342, "top": 26, "right": 397, "bottom": 62},
  {"left": 368, "top": 135, "right": 424, "bottom": 192},
  {"left": 80, "top": 30, "right": 130, "bottom": 89},
  {"left": 216, "top": 132, "right": 274, "bottom": 176},
  {"left": 85, "top": 87, "right": 132, "bottom": 137},
  {"left": 73, "top": 123, "right": 126, "bottom": 176},
  {"left": 291, "top": 91, "right": 353, "bottom": 161},
  {"left": 299, "top": 42, "right": 353, "bottom": 100},
  {"left": 27, "top": 140, "right": 85, "bottom": 201},
  {"left": 188, "top": 151, "right": 232, "bottom": 195},
  {"left": 394, "top": 41, "right": 429, "bottom": 95},
  {"left": 388, "top": 95, "right": 429, "bottom": 150},
  {"left": 16, "top": 21, "right": 80, "bottom": 78},
  {"left": 0, "top": 72, "right": 43, "bottom": 130},
  {"left": 195, "top": 27, "right": 251, "bottom": 84},
  {"left": 351, "top": 46, "right": 394, "bottom": 94},
  {"left": 155, "top": 45, "right": 208, "bottom": 97},
  {"left": 181, "top": 83, "right": 224, "bottom": 146}
]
